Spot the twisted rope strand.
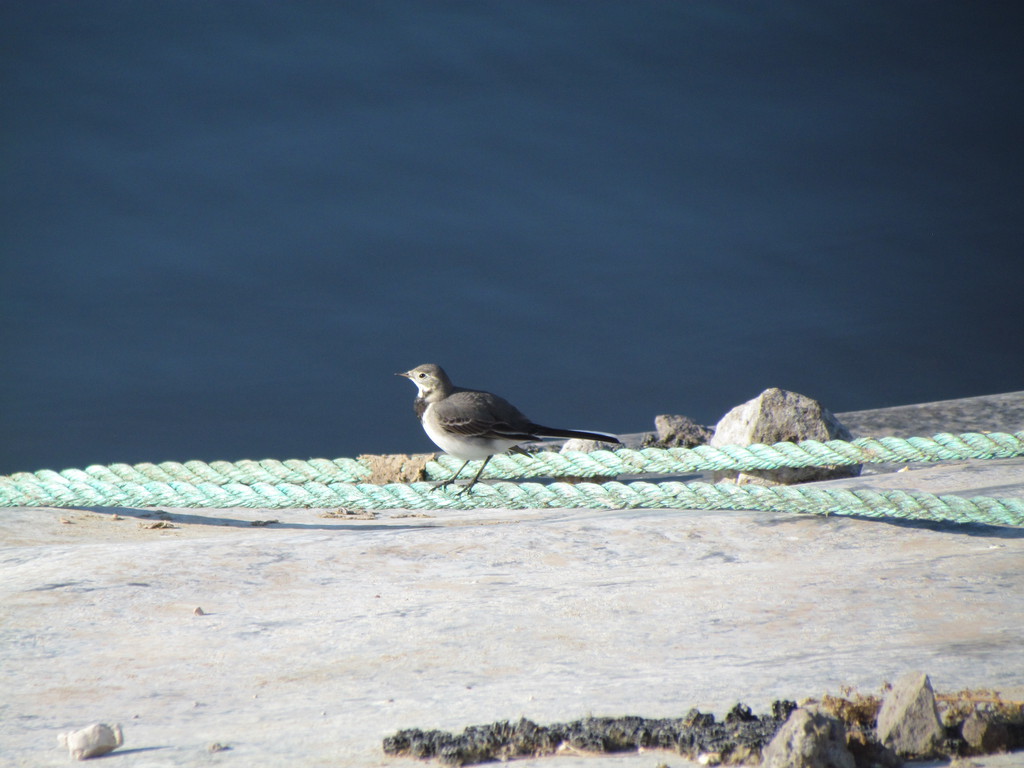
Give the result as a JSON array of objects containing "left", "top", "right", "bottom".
[
  {"left": 425, "top": 431, "right": 1024, "bottom": 480},
  {"left": 3, "top": 432, "right": 1019, "bottom": 493},
  {"left": 1, "top": 473, "right": 1022, "bottom": 525},
  {"left": 2, "top": 431, "right": 1022, "bottom": 525},
  {"left": 10, "top": 456, "right": 374, "bottom": 489}
]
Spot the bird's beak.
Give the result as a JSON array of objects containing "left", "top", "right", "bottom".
[{"left": 395, "top": 371, "right": 410, "bottom": 378}]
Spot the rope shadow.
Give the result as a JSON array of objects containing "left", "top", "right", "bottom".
[{"left": 68, "top": 506, "right": 440, "bottom": 532}]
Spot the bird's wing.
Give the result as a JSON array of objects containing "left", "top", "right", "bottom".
[{"left": 433, "top": 391, "right": 538, "bottom": 441}]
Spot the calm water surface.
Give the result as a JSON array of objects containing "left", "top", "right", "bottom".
[{"left": 2, "top": 2, "right": 1022, "bottom": 473}]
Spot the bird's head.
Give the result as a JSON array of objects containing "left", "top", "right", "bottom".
[{"left": 396, "top": 364, "right": 453, "bottom": 398}]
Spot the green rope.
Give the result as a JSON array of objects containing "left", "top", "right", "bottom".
[
  {"left": 426, "top": 430, "right": 1024, "bottom": 480},
  {"left": 0, "top": 474, "right": 1021, "bottom": 525},
  {"left": 9, "top": 457, "right": 374, "bottom": 488},
  {"left": 2, "top": 431, "right": 1020, "bottom": 492},
  {"left": 1, "top": 431, "right": 1021, "bottom": 525}
]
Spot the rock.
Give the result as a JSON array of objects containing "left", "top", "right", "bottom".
[
  {"left": 646, "top": 414, "right": 714, "bottom": 448},
  {"left": 384, "top": 703, "right": 798, "bottom": 765},
  {"left": 760, "top": 708, "right": 855, "bottom": 768},
  {"left": 843, "top": 728, "right": 901, "bottom": 768},
  {"left": 961, "top": 710, "right": 1010, "bottom": 755},
  {"left": 358, "top": 453, "right": 433, "bottom": 484},
  {"left": 58, "top": 723, "right": 123, "bottom": 760},
  {"left": 876, "top": 671, "right": 945, "bottom": 757},
  {"left": 559, "top": 437, "right": 620, "bottom": 453},
  {"left": 710, "top": 388, "right": 860, "bottom": 486}
]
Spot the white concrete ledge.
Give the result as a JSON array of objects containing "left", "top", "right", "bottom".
[{"left": 2, "top": 393, "right": 1023, "bottom": 767}]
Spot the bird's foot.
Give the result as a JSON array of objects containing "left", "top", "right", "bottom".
[
  {"left": 432, "top": 480, "right": 480, "bottom": 496},
  {"left": 452, "top": 481, "right": 480, "bottom": 496}
]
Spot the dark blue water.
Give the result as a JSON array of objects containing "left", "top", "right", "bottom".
[{"left": 2, "top": 2, "right": 1022, "bottom": 475}]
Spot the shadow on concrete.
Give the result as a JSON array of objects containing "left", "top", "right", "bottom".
[
  {"left": 96, "top": 746, "right": 171, "bottom": 758},
  {"left": 847, "top": 515, "right": 1024, "bottom": 540},
  {"left": 754, "top": 509, "right": 1024, "bottom": 540},
  {"left": 71, "top": 506, "right": 439, "bottom": 532}
]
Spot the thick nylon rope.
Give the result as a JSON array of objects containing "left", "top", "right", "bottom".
[
  {"left": 426, "top": 431, "right": 1024, "bottom": 480},
  {"left": 1, "top": 431, "right": 1021, "bottom": 524},
  {"left": 0, "top": 475, "right": 1021, "bottom": 525},
  {"left": 2, "top": 431, "right": 1020, "bottom": 490}
]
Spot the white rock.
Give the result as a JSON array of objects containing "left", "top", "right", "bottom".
[
  {"left": 58, "top": 723, "right": 123, "bottom": 760},
  {"left": 559, "top": 437, "right": 619, "bottom": 453}
]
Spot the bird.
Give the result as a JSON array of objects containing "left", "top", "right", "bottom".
[{"left": 396, "top": 363, "right": 621, "bottom": 493}]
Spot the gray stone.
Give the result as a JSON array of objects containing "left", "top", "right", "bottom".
[
  {"left": 961, "top": 710, "right": 1010, "bottom": 755},
  {"left": 645, "top": 414, "right": 713, "bottom": 448},
  {"left": 711, "top": 387, "right": 861, "bottom": 486},
  {"left": 876, "top": 671, "right": 945, "bottom": 757},
  {"left": 760, "top": 708, "right": 855, "bottom": 768}
]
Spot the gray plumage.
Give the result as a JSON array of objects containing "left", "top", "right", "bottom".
[{"left": 397, "top": 363, "right": 620, "bottom": 492}]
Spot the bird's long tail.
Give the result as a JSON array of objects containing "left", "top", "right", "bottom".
[{"left": 530, "top": 425, "right": 621, "bottom": 444}]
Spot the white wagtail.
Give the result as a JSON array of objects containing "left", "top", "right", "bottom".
[{"left": 397, "top": 363, "right": 621, "bottom": 492}]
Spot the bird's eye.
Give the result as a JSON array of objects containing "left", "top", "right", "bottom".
[{"left": 418, "top": 373, "right": 426, "bottom": 379}]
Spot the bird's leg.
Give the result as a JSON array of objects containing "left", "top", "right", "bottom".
[
  {"left": 455, "top": 455, "right": 493, "bottom": 495},
  {"left": 433, "top": 460, "right": 471, "bottom": 491}
]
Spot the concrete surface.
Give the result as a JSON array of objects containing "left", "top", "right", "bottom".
[
  {"left": 2, "top": 393, "right": 1023, "bottom": 767},
  {"left": 837, "top": 390, "right": 1024, "bottom": 438}
]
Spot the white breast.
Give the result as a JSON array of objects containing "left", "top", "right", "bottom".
[{"left": 421, "top": 403, "right": 522, "bottom": 460}]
